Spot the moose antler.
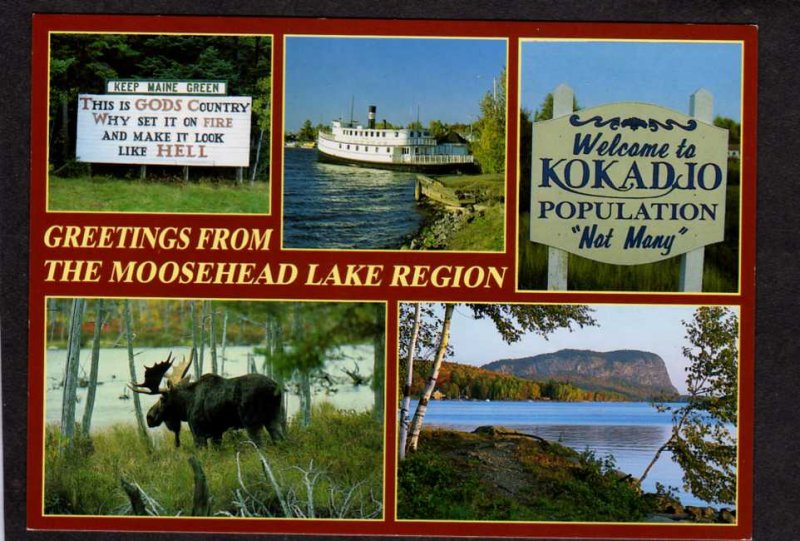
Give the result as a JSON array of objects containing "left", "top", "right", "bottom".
[
  {"left": 129, "top": 352, "right": 174, "bottom": 395},
  {"left": 167, "top": 348, "right": 194, "bottom": 387}
]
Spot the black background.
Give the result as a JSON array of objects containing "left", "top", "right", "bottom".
[{"left": 2, "top": 1, "right": 797, "bottom": 540}]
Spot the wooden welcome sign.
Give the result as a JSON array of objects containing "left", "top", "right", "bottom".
[{"left": 530, "top": 85, "right": 729, "bottom": 290}]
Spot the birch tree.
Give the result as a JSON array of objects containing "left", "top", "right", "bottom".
[
  {"left": 372, "top": 303, "right": 386, "bottom": 423},
  {"left": 640, "top": 306, "right": 738, "bottom": 504},
  {"left": 210, "top": 304, "right": 218, "bottom": 375},
  {"left": 398, "top": 303, "right": 421, "bottom": 461},
  {"left": 124, "top": 300, "right": 151, "bottom": 449},
  {"left": 60, "top": 298, "right": 85, "bottom": 445},
  {"left": 81, "top": 299, "right": 105, "bottom": 436}
]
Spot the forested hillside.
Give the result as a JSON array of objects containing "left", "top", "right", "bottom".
[{"left": 409, "top": 360, "right": 626, "bottom": 402}]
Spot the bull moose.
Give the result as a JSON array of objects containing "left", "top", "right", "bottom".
[{"left": 130, "top": 351, "right": 284, "bottom": 448}]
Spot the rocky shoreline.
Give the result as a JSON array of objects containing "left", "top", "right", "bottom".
[
  {"left": 643, "top": 492, "right": 736, "bottom": 524},
  {"left": 402, "top": 200, "right": 489, "bottom": 250}
]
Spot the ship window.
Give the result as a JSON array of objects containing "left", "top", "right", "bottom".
[
  {"left": 347, "top": 144, "right": 350, "bottom": 150},
  {"left": 382, "top": 132, "right": 386, "bottom": 137},
  {"left": 394, "top": 132, "right": 399, "bottom": 137},
  {"left": 339, "top": 143, "right": 342, "bottom": 148},
  {"left": 375, "top": 147, "right": 379, "bottom": 152},
  {"left": 356, "top": 146, "right": 359, "bottom": 151},
  {"left": 386, "top": 148, "right": 390, "bottom": 153}
]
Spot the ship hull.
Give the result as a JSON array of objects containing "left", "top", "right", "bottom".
[{"left": 316, "top": 148, "right": 478, "bottom": 174}]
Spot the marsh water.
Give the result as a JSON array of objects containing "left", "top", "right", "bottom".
[
  {"left": 411, "top": 399, "right": 733, "bottom": 508},
  {"left": 282, "top": 148, "right": 423, "bottom": 249},
  {"left": 45, "top": 344, "right": 375, "bottom": 432}
]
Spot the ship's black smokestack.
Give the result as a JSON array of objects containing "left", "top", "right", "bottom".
[{"left": 368, "top": 105, "right": 376, "bottom": 129}]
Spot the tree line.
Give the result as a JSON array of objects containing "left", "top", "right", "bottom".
[
  {"left": 408, "top": 359, "right": 626, "bottom": 402},
  {"left": 49, "top": 34, "right": 271, "bottom": 181}
]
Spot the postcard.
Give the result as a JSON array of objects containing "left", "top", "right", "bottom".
[{"left": 26, "top": 13, "right": 756, "bottom": 540}]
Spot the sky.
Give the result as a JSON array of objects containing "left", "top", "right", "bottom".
[
  {"left": 521, "top": 40, "right": 742, "bottom": 122},
  {"left": 284, "top": 37, "right": 507, "bottom": 132},
  {"left": 434, "top": 304, "right": 738, "bottom": 395}
]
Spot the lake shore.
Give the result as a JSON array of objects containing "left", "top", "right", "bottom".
[
  {"left": 398, "top": 425, "right": 736, "bottom": 524},
  {"left": 400, "top": 172, "right": 505, "bottom": 251}
]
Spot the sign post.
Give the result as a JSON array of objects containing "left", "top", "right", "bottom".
[{"left": 678, "top": 89, "right": 714, "bottom": 292}]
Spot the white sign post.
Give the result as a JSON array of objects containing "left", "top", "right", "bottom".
[
  {"left": 530, "top": 86, "right": 729, "bottom": 291},
  {"left": 76, "top": 94, "right": 252, "bottom": 167}
]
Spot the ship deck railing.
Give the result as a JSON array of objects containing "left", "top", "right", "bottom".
[{"left": 400, "top": 154, "right": 475, "bottom": 165}]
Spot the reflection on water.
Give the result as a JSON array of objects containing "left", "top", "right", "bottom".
[
  {"left": 414, "top": 400, "right": 734, "bottom": 508},
  {"left": 46, "top": 345, "right": 375, "bottom": 432},
  {"left": 283, "top": 148, "right": 423, "bottom": 248}
]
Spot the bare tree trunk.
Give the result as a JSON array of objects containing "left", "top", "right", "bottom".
[
  {"left": 298, "top": 370, "right": 312, "bottom": 428},
  {"left": 220, "top": 309, "right": 228, "bottom": 376},
  {"left": 210, "top": 304, "right": 218, "bottom": 375},
  {"left": 60, "top": 97, "right": 70, "bottom": 164},
  {"left": 198, "top": 300, "right": 208, "bottom": 375},
  {"left": 124, "top": 300, "right": 151, "bottom": 449},
  {"left": 189, "top": 456, "right": 211, "bottom": 516},
  {"left": 61, "top": 298, "right": 85, "bottom": 444},
  {"left": 81, "top": 299, "right": 105, "bottom": 436},
  {"left": 294, "top": 306, "right": 312, "bottom": 427},
  {"left": 372, "top": 304, "right": 385, "bottom": 423},
  {"left": 190, "top": 301, "right": 200, "bottom": 380},
  {"left": 408, "top": 304, "right": 454, "bottom": 452},
  {"left": 251, "top": 127, "right": 265, "bottom": 184},
  {"left": 398, "top": 303, "right": 421, "bottom": 461},
  {"left": 120, "top": 478, "right": 147, "bottom": 516},
  {"left": 640, "top": 409, "right": 690, "bottom": 484}
]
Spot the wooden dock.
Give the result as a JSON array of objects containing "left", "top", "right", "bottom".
[{"left": 415, "top": 175, "right": 476, "bottom": 207}]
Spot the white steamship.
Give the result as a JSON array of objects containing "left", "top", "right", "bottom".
[{"left": 316, "top": 105, "right": 477, "bottom": 173}]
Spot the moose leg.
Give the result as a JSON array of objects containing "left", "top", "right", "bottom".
[
  {"left": 193, "top": 435, "right": 208, "bottom": 448},
  {"left": 246, "top": 426, "right": 264, "bottom": 447},
  {"left": 166, "top": 419, "right": 181, "bottom": 448},
  {"left": 266, "top": 419, "right": 284, "bottom": 443}
]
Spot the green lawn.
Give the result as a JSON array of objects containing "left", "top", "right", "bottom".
[{"left": 49, "top": 175, "right": 270, "bottom": 214}]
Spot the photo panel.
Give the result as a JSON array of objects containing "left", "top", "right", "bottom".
[
  {"left": 282, "top": 36, "right": 508, "bottom": 251},
  {"left": 517, "top": 39, "right": 744, "bottom": 293},
  {"left": 47, "top": 32, "right": 273, "bottom": 215},
  {"left": 396, "top": 301, "right": 741, "bottom": 525},
  {"left": 43, "top": 297, "right": 386, "bottom": 520}
]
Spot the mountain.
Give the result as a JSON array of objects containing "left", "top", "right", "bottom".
[
  {"left": 410, "top": 360, "right": 628, "bottom": 402},
  {"left": 481, "top": 349, "right": 679, "bottom": 401}
]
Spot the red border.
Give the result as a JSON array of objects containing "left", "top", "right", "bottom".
[{"left": 28, "top": 14, "right": 757, "bottom": 539}]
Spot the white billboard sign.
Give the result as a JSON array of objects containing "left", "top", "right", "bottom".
[
  {"left": 75, "top": 94, "right": 252, "bottom": 167},
  {"left": 530, "top": 102, "right": 728, "bottom": 265}
]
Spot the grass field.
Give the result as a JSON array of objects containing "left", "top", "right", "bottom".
[
  {"left": 49, "top": 175, "right": 270, "bottom": 214},
  {"left": 518, "top": 186, "right": 740, "bottom": 292},
  {"left": 45, "top": 405, "right": 382, "bottom": 518}
]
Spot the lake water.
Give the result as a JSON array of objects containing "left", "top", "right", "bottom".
[
  {"left": 411, "top": 399, "right": 734, "bottom": 508},
  {"left": 283, "top": 147, "right": 424, "bottom": 249},
  {"left": 45, "top": 345, "right": 375, "bottom": 432}
]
